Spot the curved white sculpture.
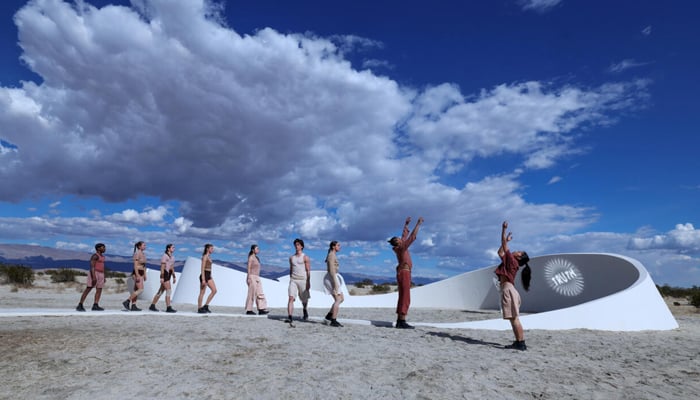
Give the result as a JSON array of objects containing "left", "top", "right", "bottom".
[{"left": 132, "top": 253, "right": 677, "bottom": 331}]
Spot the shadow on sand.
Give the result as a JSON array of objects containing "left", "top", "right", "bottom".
[{"left": 426, "top": 331, "right": 504, "bottom": 348}]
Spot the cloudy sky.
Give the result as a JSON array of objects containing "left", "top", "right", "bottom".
[{"left": 1, "top": 0, "right": 698, "bottom": 286}]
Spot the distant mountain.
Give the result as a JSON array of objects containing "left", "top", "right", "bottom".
[{"left": 0, "top": 243, "right": 437, "bottom": 285}]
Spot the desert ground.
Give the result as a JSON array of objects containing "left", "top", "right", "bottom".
[{"left": 0, "top": 273, "right": 698, "bottom": 400}]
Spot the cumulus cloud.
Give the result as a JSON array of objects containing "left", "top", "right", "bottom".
[
  {"left": 628, "top": 223, "right": 700, "bottom": 251},
  {"left": 0, "top": 0, "right": 657, "bottom": 276},
  {"left": 106, "top": 206, "right": 170, "bottom": 225}
]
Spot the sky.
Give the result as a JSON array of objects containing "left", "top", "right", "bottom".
[{"left": 0, "top": 0, "right": 699, "bottom": 286}]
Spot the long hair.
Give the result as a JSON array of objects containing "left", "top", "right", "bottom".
[
  {"left": 164, "top": 243, "right": 173, "bottom": 255},
  {"left": 518, "top": 252, "right": 531, "bottom": 291},
  {"left": 133, "top": 241, "right": 144, "bottom": 254},
  {"left": 325, "top": 240, "right": 338, "bottom": 263},
  {"left": 202, "top": 243, "right": 213, "bottom": 256},
  {"left": 248, "top": 244, "right": 260, "bottom": 262}
]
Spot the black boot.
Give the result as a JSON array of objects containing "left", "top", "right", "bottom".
[
  {"left": 330, "top": 319, "right": 343, "bottom": 327},
  {"left": 396, "top": 319, "right": 414, "bottom": 329}
]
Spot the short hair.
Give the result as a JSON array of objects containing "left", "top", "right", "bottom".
[
  {"left": 388, "top": 236, "right": 400, "bottom": 246},
  {"left": 95, "top": 243, "right": 105, "bottom": 251},
  {"left": 293, "top": 238, "right": 305, "bottom": 249}
]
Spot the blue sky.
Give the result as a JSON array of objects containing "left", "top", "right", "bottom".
[{"left": 0, "top": 0, "right": 699, "bottom": 286}]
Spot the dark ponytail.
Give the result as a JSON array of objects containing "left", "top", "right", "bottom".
[{"left": 518, "top": 252, "right": 531, "bottom": 291}]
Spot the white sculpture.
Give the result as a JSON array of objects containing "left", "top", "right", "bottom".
[{"left": 129, "top": 253, "right": 677, "bottom": 331}]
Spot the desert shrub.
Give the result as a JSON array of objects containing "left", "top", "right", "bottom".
[
  {"left": 355, "top": 278, "right": 374, "bottom": 288},
  {"left": 690, "top": 290, "right": 700, "bottom": 308},
  {"left": 371, "top": 284, "right": 391, "bottom": 294},
  {"left": 657, "top": 284, "right": 700, "bottom": 301},
  {"left": 0, "top": 263, "right": 35, "bottom": 287},
  {"left": 106, "top": 270, "right": 126, "bottom": 278},
  {"left": 50, "top": 268, "right": 79, "bottom": 283}
]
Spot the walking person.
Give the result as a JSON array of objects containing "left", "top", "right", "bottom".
[
  {"left": 76, "top": 243, "right": 107, "bottom": 311},
  {"left": 149, "top": 244, "right": 177, "bottom": 313},
  {"left": 388, "top": 216, "right": 424, "bottom": 329},
  {"left": 123, "top": 241, "right": 147, "bottom": 311},
  {"left": 197, "top": 243, "right": 217, "bottom": 313},
  {"left": 323, "top": 241, "right": 344, "bottom": 327},
  {"left": 495, "top": 220, "right": 532, "bottom": 351},
  {"left": 245, "top": 244, "right": 269, "bottom": 315},
  {"left": 285, "top": 238, "right": 311, "bottom": 324}
]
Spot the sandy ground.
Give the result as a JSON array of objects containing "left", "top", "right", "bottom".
[{"left": 1, "top": 274, "right": 699, "bottom": 399}]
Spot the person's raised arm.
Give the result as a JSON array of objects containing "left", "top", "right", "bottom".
[
  {"left": 498, "top": 221, "right": 512, "bottom": 258},
  {"left": 411, "top": 217, "right": 424, "bottom": 237}
]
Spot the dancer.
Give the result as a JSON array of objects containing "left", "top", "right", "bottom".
[
  {"left": 323, "top": 241, "right": 344, "bottom": 327},
  {"left": 285, "top": 238, "right": 311, "bottom": 324},
  {"left": 149, "top": 244, "right": 177, "bottom": 313},
  {"left": 197, "top": 243, "right": 217, "bottom": 313},
  {"left": 388, "top": 216, "right": 424, "bottom": 329},
  {"left": 495, "top": 220, "right": 531, "bottom": 351},
  {"left": 123, "top": 241, "right": 147, "bottom": 311},
  {"left": 245, "top": 244, "right": 269, "bottom": 315},
  {"left": 76, "top": 243, "right": 107, "bottom": 311}
]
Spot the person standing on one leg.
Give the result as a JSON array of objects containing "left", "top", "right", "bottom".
[
  {"left": 286, "top": 238, "right": 311, "bottom": 323},
  {"left": 149, "top": 243, "right": 177, "bottom": 313},
  {"left": 388, "top": 216, "right": 424, "bottom": 329},
  {"left": 245, "top": 244, "right": 269, "bottom": 315},
  {"left": 77, "top": 243, "right": 107, "bottom": 312},
  {"left": 495, "top": 220, "right": 531, "bottom": 351},
  {"left": 323, "top": 241, "right": 344, "bottom": 327}
]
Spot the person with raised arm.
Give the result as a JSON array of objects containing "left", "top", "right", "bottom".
[
  {"left": 388, "top": 216, "right": 424, "bottom": 329},
  {"left": 495, "top": 220, "right": 532, "bottom": 351}
]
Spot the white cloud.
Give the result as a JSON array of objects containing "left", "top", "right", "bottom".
[
  {"left": 518, "top": 0, "right": 562, "bottom": 13},
  {"left": 629, "top": 223, "right": 700, "bottom": 251},
  {"left": 106, "top": 206, "right": 169, "bottom": 225},
  {"left": 0, "top": 0, "right": 670, "bottom": 281},
  {"left": 642, "top": 26, "right": 652, "bottom": 36},
  {"left": 548, "top": 176, "right": 562, "bottom": 184},
  {"left": 608, "top": 59, "right": 651, "bottom": 73},
  {"left": 404, "top": 81, "right": 649, "bottom": 172}
]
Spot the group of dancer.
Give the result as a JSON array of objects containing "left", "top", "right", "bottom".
[{"left": 75, "top": 217, "right": 532, "bottom": 349}]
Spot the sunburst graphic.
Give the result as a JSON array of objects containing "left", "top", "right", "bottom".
[{"left": 544, "top": 258, "right": 584, "bottom": 297}]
